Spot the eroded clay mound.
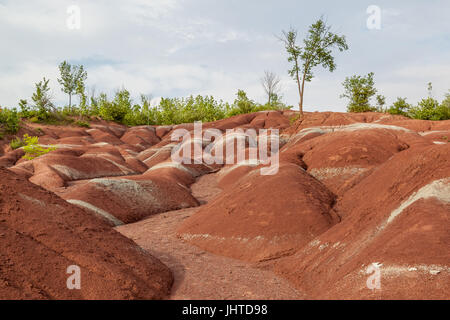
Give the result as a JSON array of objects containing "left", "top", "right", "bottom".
[
  {"left": 12, "top": 149, "right": 137, "bottom": 191},
  {"left": 120, "top": 126, "right": 161, "bottom": 149},
  {"left": 1, "top": 110, "right": 448, "bottom": 300},
  {"left": 177, "top": 163, "right": 339, "bottom": 262},
  {"left": 281, "top": 128, "right": 414, "bottom": 195},
  {"left": 0, "top": 168, "right": 172, "bottom": 299},
  {"left": 60, "top": 172, "right": 199, "bottom": 224},
  {"left": 273, "top": 144, "right": 450, "bottom": 299}
]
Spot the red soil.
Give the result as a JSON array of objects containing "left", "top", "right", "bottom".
[
  {"left": 0, "top": 111, "right": 448, "bottom": 299},
  {"left": 0, "top": 167, "right": 172, "bottom": 299},
  {"left": 271, "top": 144, "right": 450, "bottom": 299},
  {"left": 178, "top": 163, "right": 339, "bottom": 262}
]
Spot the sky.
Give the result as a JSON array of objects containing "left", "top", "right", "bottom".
[{"left": 0, "top": 0, "right": 449, "bottom": 112}]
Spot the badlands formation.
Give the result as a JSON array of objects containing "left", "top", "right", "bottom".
[{"left": 0, "top": 110, "right": 449, "bottom": 299}]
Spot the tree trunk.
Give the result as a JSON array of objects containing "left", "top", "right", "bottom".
[
  {"left": 295, "top": 71, "right": 303, "bottom": 116},
  {"left": 69, "top": 94, "right": 72, "bottom": 111},
  {"left": 299, "top": 76, "right": 306, "bottom": 115}
]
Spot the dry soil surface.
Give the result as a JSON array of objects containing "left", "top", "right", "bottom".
[{"left": 116, "top": 173, "right": 303, "bottom": 300}]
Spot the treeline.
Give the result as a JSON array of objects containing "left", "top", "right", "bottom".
[
  {"left": 341, "top": 72, "right": 450, "bottom": 120},
  {"left": 77, "top": 88, "right": 289, "bottom": 126},
  {"left": 0, "top": 61, "right": 291, "bottom": 137}
]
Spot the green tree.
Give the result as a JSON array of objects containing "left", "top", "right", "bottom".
[
  {"left": 18, "top": 99, "right": 32, "bottom": 118},
  {"left": 0, "top": 107, "right": 20, "bottom": 134},
  {"left": 88, "top": 87, "right": 100, "bottom": 116},
  {"left": 135, "top": 94, "right": 155, "bottom": 125},
  {"left": 409, "top": 97, "right": 441, "bottom": 120},
  {"left": 408, "top": 84, "right": 450, "bottom": 120},
  {"left": 439, "top": 91, "right": 450, "bottom": 119},
  {"left": 58, "top": 61, "right": 87, "bottom": 110},
  {"left": 98, "top": 88, "right": 133, "bottom": 123},
  {"left": 341, "top": 72, "right": 377, "bottom": 112},
  {"left": 441, "top": 91, "right": 450, "bottom": 109},
  {"left": 32, "top": 77, "right": 55, "bottom": 119},
  {"left": 158, "top": 97, "right": 180, "bottom": 125},
  {"left": 427, "top": 82, "right": 433, "bottom": 97},
  {"left": 229, "top": 90, "right": 256, "bottom": 116},
  {"left": 76, "top": 77, "right": 88, "bottom": 116},
  {"left": 280, "top": 18, "right": 348, "bottom": 115},
  {"left": 375, "top": 94, "right": 386, "bottom": 112},
  {"left": 387, "top": 97, "right": 411, "bottom": 116}
]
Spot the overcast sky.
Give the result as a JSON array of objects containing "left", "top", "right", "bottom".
[{"left": 1, "top": 0, "right": 449, "bottom": 111}]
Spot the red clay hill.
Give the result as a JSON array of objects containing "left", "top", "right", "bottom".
[{"left": 0, "top": 110, "right": 449, "bottom": 299}]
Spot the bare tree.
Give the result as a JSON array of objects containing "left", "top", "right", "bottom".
[
  {"left": 260, "top": 71, "right": 281, "bottom": 105},
  {"left": 87, "top": 86, "right": 96, "bottom": 105}
]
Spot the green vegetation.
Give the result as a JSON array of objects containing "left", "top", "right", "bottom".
[
  {"left": 341, "top": 72, "right": 377, "bottom": 112},
  {"left": 0, "top": 107, "right": 20, "bottom": 137},
  {"left": 341, "top": 72, "right": 450, "bottom": 120},
  {"left": 385, "top": 85, "right": 450, "bottom": 120},
  {"left": 21, "top": 134, "right": 56, "bottom": 160},
  {"left": 58, "top": 61, "right": 88, "bottom": 111},
  {"left": 280, "top": 17, "right": 348, "bottom": 115},
  {"left": 341, "top": 76, "right": 450, "bottom": 120},
  {"left": 407, "top": 84, "right": 450, "bottom": 120},
  {"left": 98, "top": 89, "right": 133, "bottom": 123},
  {"left": 386, "top": 97, "right": 411, "bottom": 116},
  {"left": 31, "top": 77, "right": 57, "bottom": 121},
  {"left": 375, "top": 95, "right": 386, "bottom": 112},
  {"left": 289, "top": 113, "right": 302, "bottom": 124},
  {"left": 75, "top": 120, "right": 90, "bottom": 128},
  {"left": 10, "top": 136, "right": 25, "bottom": 149},
  {"left": 1, "top": 58, "right": 292, "bottom": 128}
]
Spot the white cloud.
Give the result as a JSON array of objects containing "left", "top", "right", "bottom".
[{"left": 0, "top": 0, "right": 449, "bottom": 112}]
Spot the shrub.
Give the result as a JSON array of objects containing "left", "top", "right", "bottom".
[
  {"left": 260, "top": 93, "right": 292, "bottom": 111},
  {"left": 18, "top": 99, "right": 35, "bottom": 118},
  {"left": 438, "top": 91, "right": 450, "bottom": 120},
  {"left": 179, "top": 95, "right": 228, "bottom": 123},
  {"left": 229, "top": 89, "right": 256, "bottom": 115},
  {"left": 409, "top": 97, "right": 449, "bottom": 120},
  {"left": 126, "top": 95, "right": 158, "bottom": 126},
  {"left": 0, "top": 107, "right": 20, "bottom": 134},
  {"left": 22, "top": 134, "right": 56, "bottom": 160},
  {"left": 375, "top": 95, "right": 386, "bottom": 112},
  {"left": 124, "top": 95, "right": 232, "bottom": 125},
  {"left": 75, "top": 120, "right": 90, "bottom": 128},
  {"left": 290, "top": 113, "right": 301, "bottom": 124},
  {"left": 387, "top": 97, "right": 411, "bottom": 116},
  {"left": 407, "top": 84, "right": 450, "bottom": 120},
  {"left": 341, "top": 72, "right": 378, "bottom": 113},
  {"left": 99, "top": 89, "right": 133, "bottom": 123},
  {"left": 10, "top": 137, "right": 25, "bottom": 150},
  {"left": 31, "top": 77, "right": 55, "bottom": 121}
]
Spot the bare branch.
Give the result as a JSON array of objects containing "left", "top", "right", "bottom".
[{"left": 260, "top": 71, "right": 281, "bottom": 104}]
